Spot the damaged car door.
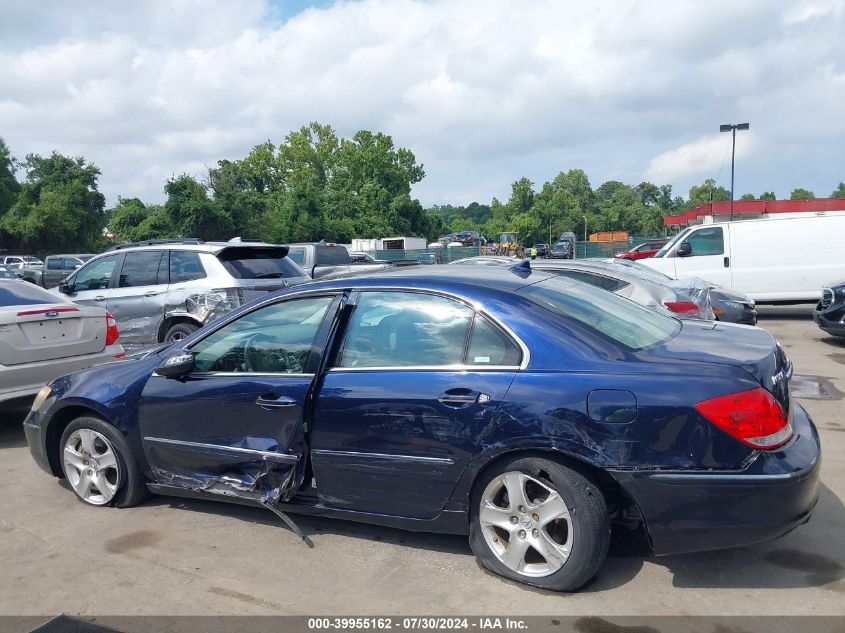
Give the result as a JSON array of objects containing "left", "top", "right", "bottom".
[{"left": 138, "top": 293, "right": 342, "bottom": 504}]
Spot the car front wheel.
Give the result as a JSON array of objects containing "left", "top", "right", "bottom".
[
  {"left": 163, "top": 322, "right": 199, "bottom": 343},
  {"left": 59, "top": 417, "right": 147, "bottom": 508},
  {"left": 469, "top": 455, "right": 610, "bottom": 591}
]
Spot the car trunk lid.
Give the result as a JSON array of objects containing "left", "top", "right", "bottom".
[
  {"left": 0, "top": 303, "right": 107, "bottom": 365},
  {"left": 646, "top": 320, "right": 792, "bottom": 410}
]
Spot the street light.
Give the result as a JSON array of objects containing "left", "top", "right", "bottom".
[{"left": 719, "top": 122, "right": 750, "bottom": 221}]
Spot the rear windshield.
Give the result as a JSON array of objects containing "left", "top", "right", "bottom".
[
  {"left": 517, "top": 276, "right": 680, "bottom": 350},
  {"left": 216, "top": 247, "right": 305, "bottom": 279},
  {"left": 315, "top": 245, "right": 350, "bottom": 265},
  {"left": 0, "top": 281, "right": 67, "bottom": 307}
]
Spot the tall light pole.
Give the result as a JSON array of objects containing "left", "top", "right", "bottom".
[
  {"left": 583, "top": 215, "right": 587, "bottom": 242},
  {"left": 719, "top": 122, "right": 749, "bottom": 221}
]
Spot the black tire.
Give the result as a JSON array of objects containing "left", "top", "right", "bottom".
[
  {"left": 163, "top": 322, "right": 198, "bottom": 343},
  {"left": 469, "top": 455, "right": 610, "bottom": 592},
  {"left": 59, "top": 416, "right": 148, "bottom": 508}
]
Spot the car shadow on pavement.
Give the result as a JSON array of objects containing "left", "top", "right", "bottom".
[
  {"left": 148, "top": 481, "right": 845, "bottom": 593},
  {"left": 0, "top": 405, "right": 29, "bottom": 449},
  {"left": 648, "top": 483, "right": 845, "bottom": 590}
]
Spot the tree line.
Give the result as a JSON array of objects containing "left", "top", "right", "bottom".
[{"left": 1, "top": 126, "right": 844, "bottom": 253}]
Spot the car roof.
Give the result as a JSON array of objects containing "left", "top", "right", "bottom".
[{"left": 301, "top": 262, "right": 556, "bottom": 294}]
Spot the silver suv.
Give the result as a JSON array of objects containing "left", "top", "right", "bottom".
[{"left": 51, "top": 239, "right": 310, "bottom": 347}]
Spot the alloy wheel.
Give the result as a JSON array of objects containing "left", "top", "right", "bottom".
[
  {"left": 479, "top": 471, "right": 574, "bottom": 577},
  {"left": 62, "top": 429, "right": 120, "bottom": 505}
]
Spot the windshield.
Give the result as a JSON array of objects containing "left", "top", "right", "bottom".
[
  {"left": 654, "top": 228, "right": 691, "bottom": 257},
  {"left": 553, "top": 243, "right": 568, "bottom": 251},
  {"left": 517, "top": 276, "right": 681, "bottom": 351}
]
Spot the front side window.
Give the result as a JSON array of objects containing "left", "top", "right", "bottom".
[
  {"left": 337, "top": 292, "right": 472, "bottom": 368},
  {"left": 72, "top": 255, "right": 118, "bottom": 291},
  {"left": 685, "top": 227, "right": 724, "bottom": 256},
  {"left": 191, "top": 296, "right": 334, "bottom": 373},
  {"left": 118, "top": 251, "right": 165, "bottom": 288}
]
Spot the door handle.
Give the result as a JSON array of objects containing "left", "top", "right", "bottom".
[
  {"left": 255, "top": 395, "right": 297, "bottom": 409},
  {"left": 724, "top": 256, "right": 730, "bottom": 268},
  {"left": 94, "top": 295, "right": 106, "bottom": 301},
  {"left": 437, "top": 389, "right": 491, "bottom": 407},
  {"left": 144, "top": 291, "right": 159, "bottom": 297}
]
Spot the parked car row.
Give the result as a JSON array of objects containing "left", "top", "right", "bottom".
[{"left": 21, "top": 262, "right": 820, "bottom": 594}]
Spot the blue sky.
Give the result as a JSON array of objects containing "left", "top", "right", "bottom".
[{"left": 1, "top": 0, "right": 843, "bottom": 208}]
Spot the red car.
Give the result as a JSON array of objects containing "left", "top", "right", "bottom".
[{"left": 614, "top": 239, "right": 668, "bottom": 261}]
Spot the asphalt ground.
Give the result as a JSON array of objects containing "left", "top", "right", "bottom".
[{"left": 0, "top": 304, "right": 843, "bottom": 616}]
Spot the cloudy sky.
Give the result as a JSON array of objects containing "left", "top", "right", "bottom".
[{"left": 1, "top": 0, "right": 843, "bottom": 208}]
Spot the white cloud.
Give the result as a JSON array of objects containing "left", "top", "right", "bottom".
[
  {"left": 0, "top": 0, "right": 843, "bottom": 207},
  {"left": 646, "top": 134, "right": 753, "bottom": 184}
]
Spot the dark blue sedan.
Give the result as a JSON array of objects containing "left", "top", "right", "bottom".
[{"left": 23, "top": 265, "right": 821, "bottom": 591}]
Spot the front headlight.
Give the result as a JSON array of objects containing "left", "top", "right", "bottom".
[{"left": 31, "top": 385, "right": 52, "bottom": 412}]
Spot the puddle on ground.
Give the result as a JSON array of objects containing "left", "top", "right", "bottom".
[{"left": 791, "top": 375, "right": 843, "bottom": 400}]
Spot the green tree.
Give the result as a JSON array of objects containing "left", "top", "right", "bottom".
[
  {"left": 759, "top": 191, "right": 776, "bottom": 200},
  {"left": 789, "top": 188, "right": 815, "bottom": 200},
  {"left": 830, "top": 182, "right": 845, "bottom": 198},
  {"left": 163, "top": 174, "right": 232, "bottom": 240},
  {"left": 0, "top": 137, "right": 19, "bottom": 218},
  {"left": 740, "top": 193, "right": 755, "bottom": 200},
  {"left": 0, "top": 152, "right": 105, "bottom": 250},
  {"left": 108, "top": 197, "right": 154, "bottom": 241},
  {"left": 686, "top": 178, "right": 730, "bottom": 209}
]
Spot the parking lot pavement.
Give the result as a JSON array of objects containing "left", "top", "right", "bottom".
[{"left": 1, "top": 308, "right": 844, "bottom": 617}]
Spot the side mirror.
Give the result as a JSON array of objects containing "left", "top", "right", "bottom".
[
  {"left": 58, "top": 281, "right": 72, "bottom": 294},
  {"left": 156, "top": 351, "right": 194, "bottom": 378},
  {"left": 676, "top": 242, "right": 693, "bottom": 257}
]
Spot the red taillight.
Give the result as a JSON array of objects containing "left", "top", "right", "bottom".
[
  {"left": 695, "top": 387, "right": 792, "bottom": 450},
  {"left": 664, "top": 301, "right": 702, "bottom": 318},
  {"left": 105, "top": 312, "right": 120, "bottom": 346}
]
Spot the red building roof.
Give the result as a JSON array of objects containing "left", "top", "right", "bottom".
[{"left": 664, "top": 198, "right": 845, "bottom": 226}]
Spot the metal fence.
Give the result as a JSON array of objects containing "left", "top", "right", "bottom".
[{"left": 362, "top": 238, "right": 661, "bottom": 263}]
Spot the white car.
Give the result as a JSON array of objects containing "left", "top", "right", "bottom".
[{"left": 0, "top": 279, "right": 124, "bottom": 405}]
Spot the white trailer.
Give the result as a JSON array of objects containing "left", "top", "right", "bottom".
[
  {"left": 351, "top": 238, "right": 380, "bottom": 252},
  {"left": 380, "top": 237, "right": 427, "bottom": 251}
]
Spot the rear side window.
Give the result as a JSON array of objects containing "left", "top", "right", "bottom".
[
  {"left": 217, "top": 248, "right": 304, "bottom": 280},
  {"left": 517, "top": 276, "right": 680, "bottom": 351},
  {"left": 169, "top": 251, "right": 206, "bottom": 283},
  {"left": 0, "top": 281, "right": 66, "bottom": 307},
  {"left": 337, "top": 292, "right": 472, "bottom": 368},
  {"left": 467, "top": 315, "right": 522, "bottom": 366},
  {"left": 287, "top": 247, "right": 305, "bottom": 266},
  {"left": 118, "top": 251, "right": 165, "bottom": 288},
  {"left": 315, "top": 246, "right": 349, "bottom": 265}
]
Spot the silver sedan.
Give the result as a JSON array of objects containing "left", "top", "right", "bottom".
[{"left": 0, "top": 279, "right": 124, "bottom": 405}]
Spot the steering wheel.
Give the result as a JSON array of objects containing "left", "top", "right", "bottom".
[{"left": 243, "top": 333, "right": 303, "bottom": 373}]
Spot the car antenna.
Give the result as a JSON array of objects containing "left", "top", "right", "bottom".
[
  {"left": 259, "top": 499, "right": 315, "bottom": 548},
  {"left": 509, "top": 259, "right": 532, "bottom": 277}
]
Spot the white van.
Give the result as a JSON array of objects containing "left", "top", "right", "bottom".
[{"left": 641, "top": 212, "right": 845, "bottom": 302}]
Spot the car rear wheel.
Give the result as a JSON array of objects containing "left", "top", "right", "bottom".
[
  {"left": 163, "top": 322, "right": 198, "bottom": 343},
  {"left": 60, "top": 417, "right": 147, "bottom": 508},
  {"left": 469, "top": 455, "right": 610, "bottom": 592}
]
